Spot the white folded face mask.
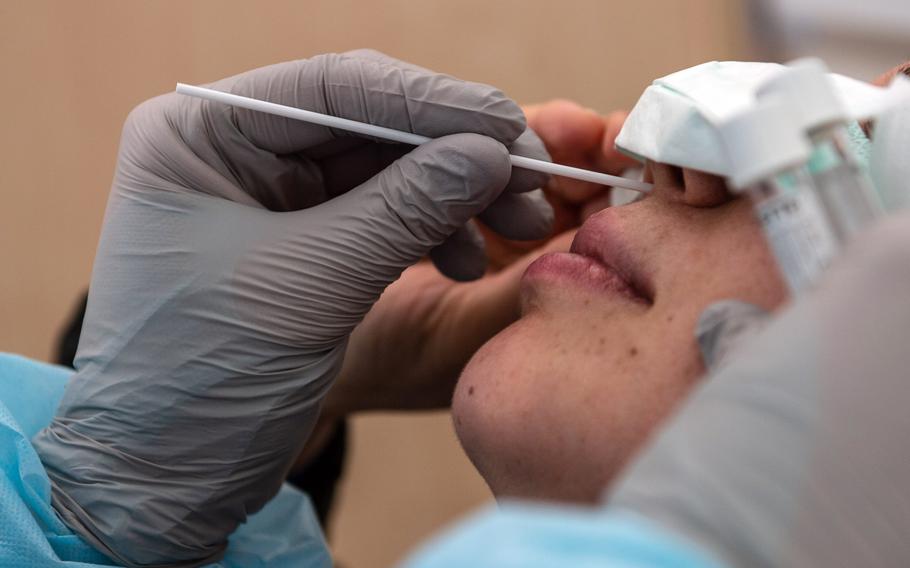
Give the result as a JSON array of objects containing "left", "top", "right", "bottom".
[
  {"left": 870, "top": 75, "right": 910, "bottom": 211},
  {"left": 615, "top": 61, "right": 889, "bottom": 177}
]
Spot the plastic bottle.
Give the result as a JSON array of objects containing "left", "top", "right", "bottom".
[
  {"left": 758, "top": 59, "right": 883, "bottom": 243},
  {"left": 720, "top": 97, "right": 838, "bottom": 296}
]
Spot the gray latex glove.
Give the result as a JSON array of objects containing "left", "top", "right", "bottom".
[
  {"left": 32, "top": 50, "right": 551, "bottom": 568},
  {"left": 609, "top": 212, "right": 910, "bottom": 567}
]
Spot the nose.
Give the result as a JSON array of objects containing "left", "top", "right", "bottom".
[{"left": 644, "top": 161, "right": 733, "bottom": 208}]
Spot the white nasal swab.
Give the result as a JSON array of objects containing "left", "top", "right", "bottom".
[{"left": 175, "top": 83, "right": 653, "bottom": 194}]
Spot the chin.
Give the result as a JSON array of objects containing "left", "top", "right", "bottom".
[
  {"left": 451, "top": 318, "right": 559, "bottom": 499},
  {"left": 451, "top": 321, "right": 518, "bottom": 496},
  {"left": 451, "top": 315, "right": 610, "bottom": 504}
]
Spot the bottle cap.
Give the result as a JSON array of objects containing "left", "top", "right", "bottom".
[
  {"left": 758, "top": 58, "right": 847, "bottom": 134},
  {"left": 720, "top": 97, "right": 812, "bottom": 189}
]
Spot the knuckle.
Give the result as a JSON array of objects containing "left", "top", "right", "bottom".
[
  {"left": 122, "top": 93, "right": 172, "bottom": 138},
  {"left": 455, "top": 134, "right": 512, "bottom": 184},
  {"left": 543, "top": 98, "right": 584, "bottom": 114},
  {"left": 344, "top": 47, "right": 389, "bottom": 60}
]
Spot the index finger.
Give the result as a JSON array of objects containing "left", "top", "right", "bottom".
[{"left": 214, "top": 52, "right": 527, "bottom": 155}]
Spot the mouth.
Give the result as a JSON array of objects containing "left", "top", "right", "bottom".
[
  {"left": 520, "top": 207, "right": 654, "bottom": 307},
  {"left": 567, "top": 209, "right": 654, "bottom": 304},
  {"left": 522, "top": 251, "right": 647, "bottom": 304}
]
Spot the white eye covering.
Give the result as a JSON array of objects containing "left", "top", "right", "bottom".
[
  {"left": 871, "top": 76, "right": 910, "bottom": 211},
  {"left": 615, "top": 61, "right": 891, "bottom": 177}
]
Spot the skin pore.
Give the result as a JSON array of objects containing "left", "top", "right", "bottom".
[{"left": 452, "top": 163, "right": 787, "bottom": 503}]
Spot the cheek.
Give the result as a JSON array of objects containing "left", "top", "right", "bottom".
[
  {"left": 453, "top": 305, "right": 703, "bottom": 503},
  {"left": 734, "top": 223, "right": 788, "bottom": 307},
  {"left": 702, "top": 209, "right": 788, "bottom": 309},
  {"left": 657, "top": 201, "right": 787, "bottom": 311}
]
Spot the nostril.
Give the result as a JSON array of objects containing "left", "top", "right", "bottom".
[
  {"left": 646, "top": 161, "right": 685, "bottom": 190},
  {"left": 668, "top": 166, "right": 685, "bottom": 189},
  {"left": 681, "top": 169, "right": 733, "bottom": 208},
  {"left": 645, "top": 162, "right": 734, "bottom": 208}
]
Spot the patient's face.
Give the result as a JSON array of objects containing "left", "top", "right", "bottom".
[{"left": 453, "top": 163, "right": 787, "bottom": 502}]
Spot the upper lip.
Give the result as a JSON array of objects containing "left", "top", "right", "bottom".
[{"left": 569, "top": 209, "right": 654, "bottom": 303}]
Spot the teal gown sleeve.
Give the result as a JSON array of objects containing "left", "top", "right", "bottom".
[{"left": 0, "top": 353, "right": 331, "bottom": 568}]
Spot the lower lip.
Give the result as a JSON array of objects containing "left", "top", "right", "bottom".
[{"left": 522, "top": 252, "right": 645, "bottom": 302}]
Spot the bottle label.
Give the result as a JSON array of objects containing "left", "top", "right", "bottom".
[{"left": 755, "top": 189, "right": 838, "bottom": 295}]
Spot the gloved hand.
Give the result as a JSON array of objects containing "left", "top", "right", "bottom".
[
  {"left": 609, "top": 212, "right": 910, "bottom": 567},
  {"left": 32, "top": 50, "right": 551, "bottom": 568}
]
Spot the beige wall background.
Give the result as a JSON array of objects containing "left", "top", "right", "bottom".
[{"left": 0, "top": 1, "right": 747, "bottom": 566}]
